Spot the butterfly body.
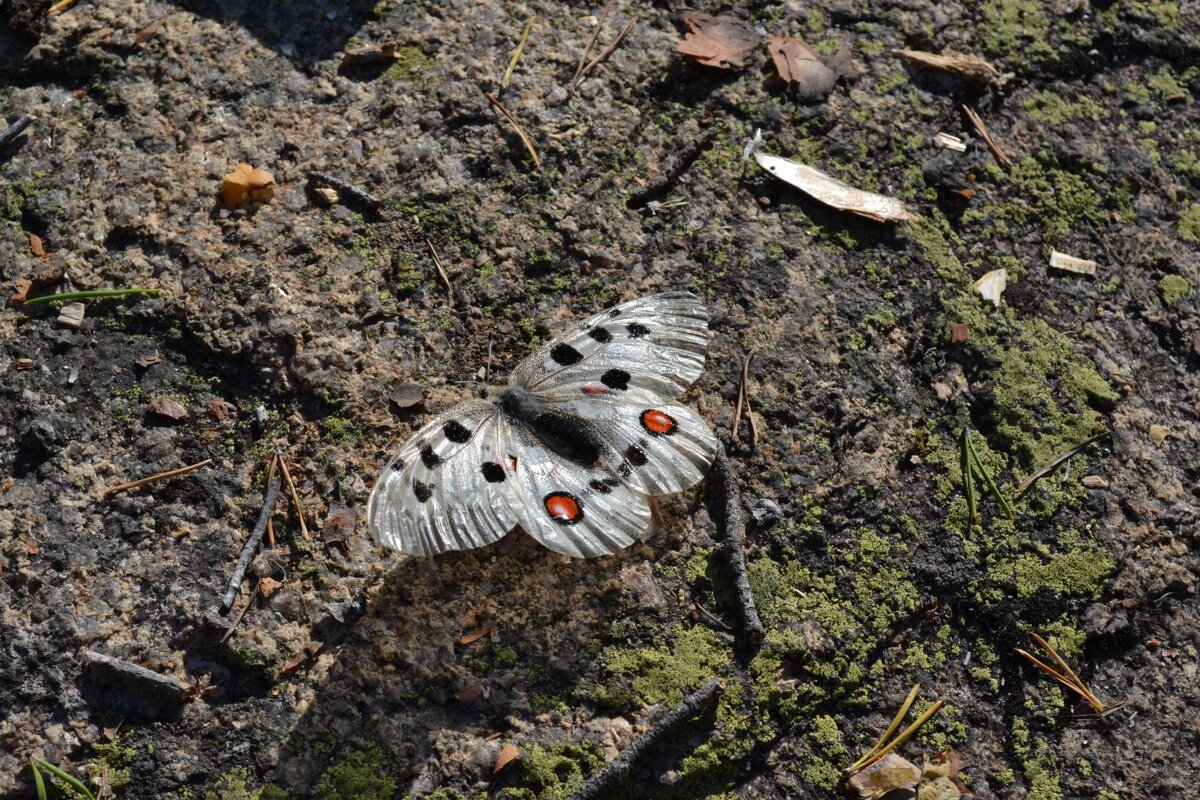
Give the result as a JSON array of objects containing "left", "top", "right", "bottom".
[{"left": 367, "top": 292, "right": 720, "bottom": 558}]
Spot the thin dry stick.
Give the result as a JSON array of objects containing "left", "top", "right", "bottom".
[
  {"left": 264, "top": 456, "right": 278, "bottom": 547},
  {"left": 105, "top": 458, "right": 213, "bottom": 496},
  {"left": 501, "top": 18, "right": 534, "bottom": 89},
  {"left": 221, "top": 579, "right": 262, "bottom": 643},
  {"left": 571, "top": 0, "right": 613, "bottom": 83},
  {"left": 220, "top": 475, "right": 282, "bottom": 612},
  {"left": 426, "top": 239, "right": 454, "bottom": 301},
  {"left": 851, "top": 684, "right": 921, "bottom": 772},
  {"left": 574, "top": 16, "right": 635, "bottom": 87},
  {"left": 848, "top": 686, "right": 945, "bottom": 775},
  {"left": 484, "top": 92, "right": 541, "bottom": 169},
  {"left": 731, "top": 353, "right": 748, "bottom": 442},
  {"left": 277, "top": 456, "right": 310, "bottom": 541},
  {"left": 963, "top": 105, "right": 1009, "bottom": 166},
  {"left": 1015, "top": 432, "right": 1107, "bottom": 497},
  {"left": 710, "top": 449, "right": 766, "bottom": 646},
  {"left": 1016, "top": 633, "right": 1107, "bottom": 714}
]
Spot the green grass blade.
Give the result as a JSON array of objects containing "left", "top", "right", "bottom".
[
  {"left": 30, "top": 758, "right": 96, "bottom": 800},
  {"left": 30, "top": 761, "right": 47, "bottom": 800},
  {"left": 20, "top": 288, "right": 160, "bottom": 306},
  {"left": 966, "top": 430, "right": 1015, "bottom": 520},
  {"left": 961, "top": 429, "right": 978, "bottom": 526}
]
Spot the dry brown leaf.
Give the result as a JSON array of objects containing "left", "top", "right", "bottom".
[
  {"left": 458, "top": 623, "right": 494, "bottom": 646},
  {"left": 147, "top": 397, "right": 189, "bottom": 421},
  {"left": 950, "top": 323, "right": 969, "bottom": 344},
  {"left": 493, "top": 743, "right": 519, "bottom": 774},
  {"left": 847, "top": 752, "right": 921, "bottom": 799},
  {"left": 676, "top": 12, "right": 761, "bottom": 70},
  {"left": 769, "top": 35, "right": 837, "bottom": 102},
  {"left": 454, "top": 682, "right": 483, "bottom": 704},
  {"left": 390, "top": 382, "right": 425, "bottom": 409},
  {"left": 322, "top": 502, "right": 356, "bottom": 550},
  {"left": 1149, "top": 424, "right": 1170, "bottom": 445},
  {"left": 258, "top": 577, "right": 283, "bottom": 598},
  {"left": 10, "top": 278, "right": 32, "bottom": 304},
  {"left": 893, "top": 48, "right": 1001, "bottom": 84},
  {"left": 752, "top": 148, "right": 916, "bottom": 223}
]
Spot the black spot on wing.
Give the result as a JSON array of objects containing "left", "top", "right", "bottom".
[
  {"left": 443, "top": 420, "right": 471, "bottom": 443},
  {"left": 587, "top": 327, "right": 613, "bottom": 343},
  {"left": 626, "top": 322, "right": 650, "bottom": 338},
  {"left": 551, "top": 343, "right": 584, "bottom": 366},
  {"left": 420, "top": 444, "right": 442, "bottom": 469},
  {"left": 601, "top": 368, "right": 631, "bottom": 390},
  {"left": 413, "top": 480, "right": 433, "bottom": 502},
  {"left": 625, "top": 445, "right": 648, "bottom": 466},
  {"left": 589, "top": 478, "right": 612, "bottom": 494},
  {"left": 481, "top": 462, "right": 506, "bottom": 483}
]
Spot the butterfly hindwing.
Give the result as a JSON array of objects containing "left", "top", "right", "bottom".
[
  {"left": 511, "top": 291, "right": 708, "bottom": 403},
  {"left": 547, "top": 399, "right": 720, "bottom": 496},
  {"left": 367, "top": 401, "right": 520, "bottom": 556},
  {"left": 503, "top": 426, "right": 653, "bottom": 558}
]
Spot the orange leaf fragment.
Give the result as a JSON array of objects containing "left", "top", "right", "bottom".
[
  {"left": 493, "top": 743, "right": 519, "bottom": 774},
  {"left": 769, "top": 35, "right": 837, "bottom": 102},
  {"left": 458, "top": 623, "right": 494, "bottom": 646},
  {"left": 676, "top": 12, "right": 760, "bottom": 70}
]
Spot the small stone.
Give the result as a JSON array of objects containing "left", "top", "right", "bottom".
[
  {"left": 751, "top": 498, "right": 782, "bottom": 528},
  {"left": 313, "top": 187, "right": 339, "bottom": 206},
  {"left": 1149, "top": 424, "right": 1170, "bottom": 445},
  {"left": 147, "top": 397, "right": 189, "bottom": 421},
  {"left": 56, "top": 301, "right": 85, "bottom": 329}
]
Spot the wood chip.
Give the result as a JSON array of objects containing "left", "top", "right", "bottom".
[
  {"left": 10, "top": 278, "right": 32, "bottom": 303},
  {"left": 751, "top": 147, "right": 916, "bottom": 223},
  {"left": 973, "top": 268, "right": 1007, "bottom": 307},
  {"left": 950, "top": 323, "right": 969, "bottom": 344},
  {"left": 768, "top": 35, "right": 837, "bottom": 102},
  {"left": 893, "top": 48, "right": 1001, "bottom": 84},
  {"left": 222, "top": 163, "right": 275, "bottom": 205},
  {"left": 313, "top": 187, "right": 339, "bottom": 206},
  {"left": 1049, "top": 249, "right": 1097, "bottom": 276},
  {"left": 493, "top": 743, "right": 520, "bottom": 774},
  {"left": 83, "top": 650, "right": 189, "bottom": 702},
  {"left": 342, "top": 40, "right": 401, "bottom": 65},
  {"left": 16, "top": 357, "right": 36, "bottom": 370},
  {"left": 934, "top": 132, "right": 967, "bottom": 152},
  {"left": 147, "top": 397, "right": 189, "bottom": 421},
  {"left": 1149, "top": 424, "right": 1170, "bottom": 445},
  {"left": 676, "top": 12, "right": 761, "bottom": 70},
  {"left": 1081, "top": 475, "right": 1108, "bottom": 489},
  {"left": 56, "top": 302, "right": 85, "bottom": 329},
  {"left": 135, "top": 352, "right": 163, "bottom": 368},
  {"left": 458, "top": 623, "right": 494, "bottom": 646}
]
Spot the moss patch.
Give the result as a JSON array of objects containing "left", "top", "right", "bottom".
[
  {"left": 313, "top": 746, "right": 398, "bottom": 800},
  {"left": 1158, "top": 274, "right": 1194, "bottom": 305},
  {"left": 1178, "top": 203, "right": 1200, "bottom": 242},
  {"left": 1021, "top": 91, "right": 1103, "bottom": 123},
  {"left": 597, "top": 624, "right": 731, "bottom": 708}
]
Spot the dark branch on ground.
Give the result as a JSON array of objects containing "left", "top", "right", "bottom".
[
  {"left": 307, "top": 170, "right": 382, "bottom": 209},
  {"left": 626, "top": 127, "right": 717, "bottom": 209},
  {"left": 708, "top": 448, "right": 766, "bottom": 648},
  {"left": 566, "top": 679, "right": 722, "bottom": 800},
  {"left": 83, "top": 650, "right": 189, "bottom": 702}
]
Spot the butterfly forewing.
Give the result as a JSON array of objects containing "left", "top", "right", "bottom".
[
  {"left": 512, "top": 292, "right": 709, "bottom": 403},
  {"left": 367, "top": 401, "right": 520, "bottom": 556}
]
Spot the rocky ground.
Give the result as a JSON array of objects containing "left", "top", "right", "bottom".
[{"left": 1, "top": 0, "right": 1198, "bottom": 798}]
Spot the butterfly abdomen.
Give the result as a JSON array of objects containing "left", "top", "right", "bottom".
[{"left": 497, "top": 386, "right": 601, "bottom": 466}]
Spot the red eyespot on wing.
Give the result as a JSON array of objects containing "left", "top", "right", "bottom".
[
  {"left": 544, "top": 492, "right": 583, "bottom": 525},
  {"left": 640, "top": 409, "right": 677, "bottom": 436}
]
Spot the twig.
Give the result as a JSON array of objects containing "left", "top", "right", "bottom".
[
  {"left": 105, "top": 458, "right": 213, "bottom": 497},
  {"left": 571, "top": 0, "right": 613, "bottom": 83},
  {"left": 21, "top": 288, "right": 160, "bottom": 306},
  {"left": 963, "top": 105, "right": 1009, "bottom": 167},
  {"left": 264, "top": 456, "right": 278, "bottom": 547},
  {"left": 426, "top": 239, "right": 454, "bottom": 302},
  {"left": 1015, "top": 432, "right": 1108, "bottom": 497},
  {"left": 220, "top": 475, "right": 282, "bottom": 612},
  {"left": 306, "top": 170, "right": 381, "bottom": 209},
  {"left": 83, "top": 650, "right": 189, "bottom": 701},
  {"left": 277, "top": 455, "right": 310, "bottom": 541},
  {"left": 0, "top": 114, "right": 34, "bottom": 149},
  {"left": 708, "top": 448, "right": 766, "bottom": 647},
  {"left": 573, "top": 17, "right": 635, "bottom": 87},
  {"left": 484, "top": 92, "right": 541, "bottom": 169},
  {"left": 221, "top": 580, "right": 262, "bottom": 643},
  {"left": 501, "top": 18, "right": 534, "bottom": 90},
  {"left": 566, "top": 679, "right": 722, "bottom": 800},
  {"left": 626, "top": 127, "right": 717, "bottom": 208}
]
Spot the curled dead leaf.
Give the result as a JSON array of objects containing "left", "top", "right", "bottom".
[
  {"left": 676, "top": 12, "right": 760, "bottom": 70},
  {"left": 258, "top": 577, "right": 283, "bottom": 598},
  {"left": 29, "top": 233, "right": 46, "bottom": 257},
  {"left": 893, "top": 48, "right": 1002, "bottom": 84},
  {"left": 493, "top": 742, "right": 519, "bottom": 774},
  {"left": 769, "top": 35, "right": 837, "bottom": 102},
  {"left": 847, "top": 752, "right": 921, "bottom": 799}
]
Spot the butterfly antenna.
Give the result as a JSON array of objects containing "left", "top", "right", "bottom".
[{"left": 485, "top": 334, "right": 494, "bottom": 385}]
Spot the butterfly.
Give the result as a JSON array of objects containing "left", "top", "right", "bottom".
[{"left": 366, "top": 291, "right": 721, "bottom": 558}]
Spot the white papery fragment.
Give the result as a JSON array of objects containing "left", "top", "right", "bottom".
[
  {"left": 973, "top": 269, "right": 1007, "bottom": 307},
  {"left": 1049, "top": 249, "right": 1097, "bottom": 276},
  {"left": 751, "top": 150, "right": 916, "bottom": 223}
]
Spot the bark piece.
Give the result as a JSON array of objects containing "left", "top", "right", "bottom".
[
  {"left": 769, "top": 35, "right": 837, "bottom": 102},
  {"left": 893, "top": 48, "right": 1001, "bottom": 84},
  {"left": 676, "top": 12, "right": 760, "bottom": 70},
  {"left": 752, "top": 147, "right": 916, "bottom": 223}
]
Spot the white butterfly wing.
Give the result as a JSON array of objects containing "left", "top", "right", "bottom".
[
  {"left": 546, "top": 399, "right": 720, "bottom": 497},
  {"left": 510, "top": 291, "right": 709, "bottom": 403},
  {"left": 503, "top": 426, "right": 653, "bottom": 558},
  {"left": 367, "top": 401, "right": 521, "bottom": 556}
]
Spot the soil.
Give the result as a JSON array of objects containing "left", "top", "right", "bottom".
[{"left": 1, "top": 1, "right": 1198, "bottom": 799}]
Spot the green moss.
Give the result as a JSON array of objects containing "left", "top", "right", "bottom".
[
  {"left": 1158, "top": 274, "right": 1194, "bottom": 304},
  {"left": 493, "top": 644, "right": 519, "bottom": 667},
  {"left": 504, "top": 743, "right": 602, "bottom": 800},
  {"left": 994, "top": 543, "right": 1115, "bottom": 600},
  {"left": 1021, "top": 91, "right": 1103, "bottom": 123},
  {"left": 1001, "top": 157, "right": 1106, "bottom": 241},
  {"left": 1178, "top": 203, "right": 1200, "bottom": 242},
  {"left": 205, "top": 768, "right": 257, "bottom": 800},
  {"left": 598, "top": 625, "right": 730, "bottom": 707},
  {"left": 384, "top": 45, "right": 434, "bottom": 82},
  {"left": 89, "top": 737, "right": 134, "bottom": 793},
  {"left": 1010, "top": 717, "right": 1062, "bottom": 800},
  {"left": 320, "top": 415, "right": 365, "bottom": 445},
  {"left": 313, "top": 746, "right": 398, "bottom": 800},
  {"left": 1150, "top": 68, "right": 1187, "bottom": 99},
  {"left": 977, "top": 0, "right": 1055, "bottom": 71},
  {"left": 863, "top": 308, "right": 897, "bottom": 332}
]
